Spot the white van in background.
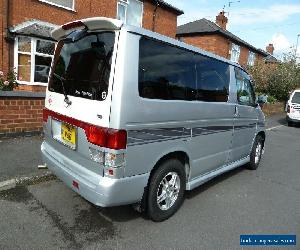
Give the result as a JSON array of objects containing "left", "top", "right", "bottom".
[{"left": 286, "top": 90, "right": 300, "bottom": 126}]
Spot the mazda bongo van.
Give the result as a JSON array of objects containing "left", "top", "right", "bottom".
[{"left": 41, "top": 17, "right": 266, "bottom": 221}]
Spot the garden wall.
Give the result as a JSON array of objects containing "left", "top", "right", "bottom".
[{"left": 0, "top": 91, "right": 45, "bottom": 137}]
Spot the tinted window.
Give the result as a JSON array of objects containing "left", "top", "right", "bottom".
[
  {"left": 139, "top": 37, "right": 196, "bottom": 100},
  {"left": 195, "top": 54, "right": 230, "bottom": 102},
  {"left": 48, "top": 32, "right": 115, "bottom": 101},
  {"left": 291, "top": 92, "right": 300, "bottom": 104},
  {"left": 235, "top": 68, "right": 256, "bottom": 106}
]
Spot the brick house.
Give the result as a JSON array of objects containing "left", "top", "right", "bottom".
[
  {"left": 264, "top": 44, "right": 279, "bottom": 64},
  {"left": 176, "top": 11, "right": 269, "bottom": 66},
  {"left": 0, "top": 0, "right": 183, "bottom": 92}
]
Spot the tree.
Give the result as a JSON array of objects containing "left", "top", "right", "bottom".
[{"left": 248, "top": 56, "right": 300, "bottom": 101}]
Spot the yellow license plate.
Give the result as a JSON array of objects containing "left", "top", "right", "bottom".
[{"left": 61, "top": 123, "right": 76, "bottom": 145}]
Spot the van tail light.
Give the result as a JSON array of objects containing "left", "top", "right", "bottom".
[
  {"left": 85, "top": 126, "right": 127, "bottom": 150},
  {"left": 42, "top": 108, "right": 127, "bottom": 150},
  {"left": 62, "top": 21, "right": 86, "bottom": 30},
  {"left": 287, "top": 105, "right": 291, "bottom": 113},
  {"left": 85, "top": 126, "right": 108, "bottom": 148},
  {"left": 43, "top": 108, "right": 51, "bottom": 122},
  {"left": 106, "top": 129, "right": 127, "bottom": 150}
]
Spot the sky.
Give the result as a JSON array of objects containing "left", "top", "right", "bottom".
[{"left": 166, "top": 0, "right": 300, "bottom": 59}]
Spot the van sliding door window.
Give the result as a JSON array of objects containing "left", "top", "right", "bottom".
[
  {"left": 195, "top": 54, "right": 230, "bottom": 102},
  {"left": 138, "top": 37, "right": 196, "bottom": 101},
  {"left": 48, "top": 32, "right": 115, "bottom": 101}
]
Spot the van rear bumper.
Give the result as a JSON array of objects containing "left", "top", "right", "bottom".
[{"left": 41, "top": 141, "right": 149, "bottom": 207}]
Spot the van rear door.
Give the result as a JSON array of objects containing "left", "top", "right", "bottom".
[
  {"left": 46, "top": 30, "right": 116, "bottom": 127},
  {"left": 43, "top": 20, "right": 120, "bottom": 177}
]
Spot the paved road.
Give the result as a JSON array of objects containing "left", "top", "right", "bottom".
[
  {"left": 0, "top": 117, "right": 299, "bottom": 250},
  {"left": 265, "top": 113, "right": 287, "bottom": 129},
  {"left": 0, "top": 135, "right": 44, "bottom": 182}
]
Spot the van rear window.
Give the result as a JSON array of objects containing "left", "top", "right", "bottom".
[{"left": 48, "top": 32, "right": 115, "bottom": 101}]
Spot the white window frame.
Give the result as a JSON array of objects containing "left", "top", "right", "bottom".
[
  {"left": 117, "top": 1, "right": 128, "bottom": 23},
  {"left": 14, "top": 36, "right": 55, "bottom": 86},
  {"left": 39, "top": 0, "right": 75, "bottom": 11},
  {"left": 230, "top": 43, "right": 240, "bottom": 63},
  {"left": 247, "top": 51, "right": 256, "bottom": 66},
  {"left": 117, "top": 0, "right": 144, "bottom": 27}
]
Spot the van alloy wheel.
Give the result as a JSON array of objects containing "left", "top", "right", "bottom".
[
  {"left": 156, "top": 172, "right": 180, "bottom": 211},
  {"left": 254, "top": 141, "right": 263, "bottom": 164},
  {"left": 246, "top": 135, "right": 264, "bottom": 170},
  {"left": 147, "top": 159, "right": 185, "bottom": 222}
]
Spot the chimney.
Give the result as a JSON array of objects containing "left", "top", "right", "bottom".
[
  {"left": 266, "top": 43, "right": 274, "bottom": 55},
  {"left": 216, "top": 11, "right": 228, "bottom": 30}
]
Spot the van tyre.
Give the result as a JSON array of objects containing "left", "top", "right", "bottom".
[
  {"left": 147, "top": 159, "right": 186, "bottom": 222},
  {"left": 246, "top": 135, "right": 264, "bottom": 170}
]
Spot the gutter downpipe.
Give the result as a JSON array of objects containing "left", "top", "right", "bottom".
[
  {"left": 152, "top": 0, "right": 160, "bottom": 32},
  {"left": 6, "top": 0, "right": 11, "bottom": 70}
]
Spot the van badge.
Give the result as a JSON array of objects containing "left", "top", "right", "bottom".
[{"left": 48, "top": 96, "right": 53, "bottom": 106}]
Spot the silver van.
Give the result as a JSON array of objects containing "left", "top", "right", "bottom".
[{"left": 41, "top": 17, "right": 266, "bottom": 221}]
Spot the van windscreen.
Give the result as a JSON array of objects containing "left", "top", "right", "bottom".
[
  {"left": 292, "top": 92, "right": 300, "bottom": 104},
  {"left": 48, "top": 32, "right": 115, "bottom": 101}
]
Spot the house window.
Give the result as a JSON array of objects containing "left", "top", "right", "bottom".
[
  {"left": 39, "top": 0, "right": 74, "bottom": 10},
  {"left": 247, "top": 51, "right": 256, "bottom": 66},
  {"left": 230, "top": 43, "right": 240, "bottom": 63},
  {"left": 117, "top": 0, "right": 143, "bottom": 27},
  {"left": 15, "top": 36, "right": 55, "bottom": 85}
]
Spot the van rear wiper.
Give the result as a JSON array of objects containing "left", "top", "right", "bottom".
[{"left": 52, "top": 73, "right": 72, "bottom": 106}]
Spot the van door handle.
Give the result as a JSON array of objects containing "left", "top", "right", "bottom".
[{"left": 234, "top": 106, "right": 239, "bottom": 117}]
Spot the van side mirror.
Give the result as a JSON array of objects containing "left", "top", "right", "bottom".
[
  {"left": 257, "top": 95, "right": 267, "bottom": 104},
  {"left": 256, "top": 95, "right": 267, "bottom": 108}
]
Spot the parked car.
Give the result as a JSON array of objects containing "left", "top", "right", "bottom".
[
  {"left": 41, "top": 17, "right": 266, "bottom": 222},
  {"left": 286, "top": 89, "right": 300, "bottom": 126}
]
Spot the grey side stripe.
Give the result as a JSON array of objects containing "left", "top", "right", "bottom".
[
  {"left": 127, "top": 127, "right": 190, "bottom": 146},
  {"left": 127, "top": 123, "right": 258, "bottom": 147},
  {"left": 192, "top": 126, "right": 232, "bottom": 137}
]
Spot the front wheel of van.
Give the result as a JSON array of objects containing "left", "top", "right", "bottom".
[
  {"left": 246, "top": 135, "right": 264, "bottom": 170},
  {"left": 147, "top": 159, "right": 186, "bottom": 222}
]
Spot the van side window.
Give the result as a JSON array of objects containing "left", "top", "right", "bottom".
[
  {"left": 195, "top": 55, "right": 230, "bottom": 102},
  {"left": 139, "top": 37, "right": 196, "bottom": 100},
  {"left": 235, "top": 68, "right": 256, "bottom": 106}
]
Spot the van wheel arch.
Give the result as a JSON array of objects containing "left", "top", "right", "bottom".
[
  {"left": 134, "top": 151, "right": 190, "bottom": 214},
  {"left": 150, "top": 151, "right": 190, "bottom": 184}
]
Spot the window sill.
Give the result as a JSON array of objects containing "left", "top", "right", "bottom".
[
  {"left": 17, "top": 80, "right": 48, "bottom": 87},
  {"left": 38, "top": 0, "right": 77, "bottom": 13}
]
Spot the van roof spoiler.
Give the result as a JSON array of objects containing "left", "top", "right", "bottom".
[{"left": 51, "top": 17, "right": 123, "bottom": 41}]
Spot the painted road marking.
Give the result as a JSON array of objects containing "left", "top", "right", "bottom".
[
  {"left": 0, "top": 179, "right": 16, "bottom": 192},
  {"left": 266, "top": 125, "right": 285, "bottom": 131}
]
